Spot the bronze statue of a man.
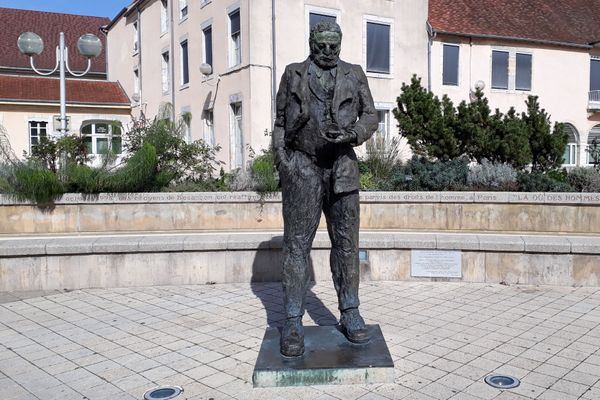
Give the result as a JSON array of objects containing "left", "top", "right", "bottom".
[{"left": 272, "top": 21, "right": 378, "bottom": 357}]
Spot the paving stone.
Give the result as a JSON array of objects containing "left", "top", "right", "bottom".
[{"left": 0, "top": 282, "right": 599, "bottom": 399}]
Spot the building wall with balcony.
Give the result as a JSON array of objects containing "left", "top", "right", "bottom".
[
  {"left": 430, "top": 40, "right": 600, "bottom": 167},
  {"left": 107, "top": 0, "right": 429, "bottom": 170}
]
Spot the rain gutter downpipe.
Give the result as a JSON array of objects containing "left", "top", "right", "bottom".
[
  {"left": 426, "top": 21, "right": 435, "bottom": 91},
  {"left": 271, "top": 0, "right": 277, "bottom": 123}
]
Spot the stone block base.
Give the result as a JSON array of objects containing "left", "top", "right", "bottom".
[{"left": 252, "top": 325, "right": 394, "bottom": 387}]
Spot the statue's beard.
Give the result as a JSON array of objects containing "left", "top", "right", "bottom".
[{"left": 311, "top": 54, "right": 339, "bottom": 69}]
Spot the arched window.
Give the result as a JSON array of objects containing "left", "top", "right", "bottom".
[
  {"left": 81, "top": 121, "right": 122, "bottom": 155},
  {"left": 587, "top": 124, "right": 600, "bottom": 165},
  {"left": 562, "top": 123, "right": 579, "bottom": 166}
]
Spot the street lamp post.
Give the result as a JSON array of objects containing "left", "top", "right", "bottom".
[{"left": 17, "top": 31, "right": 103, "bottom": 135}]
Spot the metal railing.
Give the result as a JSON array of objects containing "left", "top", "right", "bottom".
[{"left": 590, "top": 90, "right": 600, "bottom": 103}]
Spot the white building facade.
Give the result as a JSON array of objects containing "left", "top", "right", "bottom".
[{"left": 107, "top": 0, "right": 429, "bottom": 169}]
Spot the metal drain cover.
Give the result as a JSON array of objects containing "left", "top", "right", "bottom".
[
  {"left": 143, "top": 385, "right": 183, "bottom": 400},
  {"left": 484, "top": 375, "right": 520, "bottom": 389}
]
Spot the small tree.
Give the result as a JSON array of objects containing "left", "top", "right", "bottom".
[
  {"left": 394, "top": 76, "right": 462, "bottom": 160},
  {"left": 522, "top": 96, "right": 568, "bottom": 172},
  {"left": 124, "top": 112, "right": 222, "bottom": 184}
]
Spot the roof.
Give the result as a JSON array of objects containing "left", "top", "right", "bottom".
[
  {"left": 0, "top": 7, "right": 109, "bottom": 73},
  {"left": 0, "top": 75, "right": 130, "bottom": 106},
  {"left": 429, "top": 0, "right": 600, "bottom": 48}
]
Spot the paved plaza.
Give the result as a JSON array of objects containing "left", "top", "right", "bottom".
[{"left": 0, "top": 281, "right": 599, "bottom": 400}]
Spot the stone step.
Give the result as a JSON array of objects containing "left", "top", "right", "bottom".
[{"left": 0, "top": 230, "right": 599, "bottom": 257}]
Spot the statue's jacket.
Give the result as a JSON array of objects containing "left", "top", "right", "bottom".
[{"left": 273, "top": 57, "right": 378, "bottom": 194}]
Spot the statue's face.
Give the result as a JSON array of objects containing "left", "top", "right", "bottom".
[{"left": 310, "top": 31, "right": 341, "bottom": 69}]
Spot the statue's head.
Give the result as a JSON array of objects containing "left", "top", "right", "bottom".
[{"left": 309, "top": 21, "right": 342, "bottom": 69}]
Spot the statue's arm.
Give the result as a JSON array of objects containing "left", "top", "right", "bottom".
[
  {"left": 352, "top": 66, "right": 378, "bottom": 146},
  {"left": 272, "top": 67, "right": 289, "bottom": 153}
]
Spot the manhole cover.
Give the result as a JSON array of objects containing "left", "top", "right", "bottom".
[
  {"left": 484, "top": 375, "right": 520, "bottom": 389},
  {"left": 143, "top": 386, "right": 183, "bottom": 400}
]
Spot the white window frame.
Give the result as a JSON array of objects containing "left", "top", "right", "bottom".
[
  {"left": 230, "top": 101, "right": 244, "bottom": 169},
  {"left": 161, "top": 50, "right": 170, "bottom": 95},
  {"left": 81, "top": 121, "right": 123, "bottom": 156},
  {"left": 491, "top": 47, "right": 533, "bottom": 92},
  {"left": 180, "top": 38, "right": 189, "bottom": 87},
  {"left": 201, "top": 20, "right": 213, "bottom": 71},
  {"left": 586, "top": 125, "right": 600, "bottom": 165},
  {"left": 160, "top": 0, "right": 169, "bottom": 34},
  {"left": 228, "top": 7, "right": 242, "bottom": 68},
  {"left": 203, "top": 109, "right": 215, "bottom": 146},
  {"left": 179, "top": 0, "right": 188, "bottom": 21},
  {"left": 305, "top": 6, "right": 340, "bottom": 57},
  {"left": 28, "top": 119, "right": 49, "bottom": 153},
  {"left": 363, "top": 15, "right": 394, "bottom": 79},
  {"left": 591, "top": 56, "right": 600, "bottom": 91},
  {"left": 133, "top": 20, "right": 139, "bottom": 54},
  {"left": 442, "top": 42, "right": 460, "bottom": 87},
  {"left": 181, "top": 107, "right": 192, "bottom": 144},
  {"left": 561, "top": 123, "right": 579, "bottom": 167},
  {"left": 374, "top": 102, "right": 394, "bottom": 142},
  {"left": 133, "top": 68, "right": 140, "bottom": 99}
]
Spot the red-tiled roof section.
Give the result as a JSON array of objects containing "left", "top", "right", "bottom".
[
  {"left": 0, "top": 75, "right": 130, "bottom": 105},
  {"left": 429, "top": 0, "right": 600, "bottom": 46},
  {"left": 0, "top": 7, "right": 109, "bottom": 73}
]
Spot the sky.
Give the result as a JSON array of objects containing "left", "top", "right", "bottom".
[{"left": 0, "top": 0, "right": 129, "bottom": 19}]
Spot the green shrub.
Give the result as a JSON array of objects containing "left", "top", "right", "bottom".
[
  {"left": 392, "top": 157, "right": 469, "bottom": 191},
  {"left": 467, "top": 159, "right": 518, "bottom": 191},
  {"left": 125, "top": 113, "right": 221, "bottom": 186},
  {"left": 64, "top": 164, "right": 106, "bottom": 193},
  {"left": 517, "top": 172, "right": 574, "bottom": 192},
  {"left": 251, "top": 152, "right": 279, "bottom": 193},
  {"left": 360, "top": 136, "right": 402, "bottom": 189},
  {"left": 567, "top": 167, "right": 600, "bottom": 192},
  {"left": 104, "top": 143, "right": 160, "bottom": 192},
  {"left": 6, "top": 162, "right": 64, "bottom": 204}
]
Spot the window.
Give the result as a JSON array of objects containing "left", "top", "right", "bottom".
[
  {"left": 592, "top": 57, "right": 600, "bottom": 91},
  {"left": 516, "top": 53, "right": 532, "bottom": 91},
  {"left": 179, "top": 0, "right": 188, "bottom": 19},
  {"left": 29, "top": 121, "right": 47, "bottom": 152},
  {"left": 81, "top": 122, "right": 122, "bottom": 155},
  {"left": 181, "top": 110, "right": 191, "bottom": 143},
  {"left": 161, "top": 51, "right": 170, "bottom": 94},
  {"left": 203, "top": 26, "right": 213, "bottom": 68},
  {"left": 203, "top": 109, "right": 214, "bottom": 146},
  {"left": 562, "top": 124, "right": 578, "bottom": 166},
  {"left": 133, "top": 21, "right": 139, "bottom": 53},
  {"left": 230, "top": 102, "right": 244, "bottom": 168},
  {"left": 229, "top": 9, "right": 241, "bottom": 67},
  {"left": 491, "top": 50, "right": 509, "bottom": 90},
  {"left": 180, "top": 40, "right": 189, "bottom": 85},
  {"left": 309, "top": 12, "right": 336, "bottom": 31},
  {"left": 133, "top": 68, "right": 140, "bottom": 96},
  {"left": 492, "top": 49, "right": 533, "bottom": 91},
  {"left": 376, "top": 110, "right": 390, "bottom": 140},
  {"left": 366, "top": 22, "right": 390, "bottom": 74},
  {"left": 587, "top": 125, "right": 600, "bottom": 165},
  {"left": 442, "top": 44, "right": 459, "bottom": 86},
  {"left": 160, "top": 0, "right": 168, "bottom": 34}
]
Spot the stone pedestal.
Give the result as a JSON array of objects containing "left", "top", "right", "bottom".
[{"left": 252, "top": 325, "right": 394, "bottom": 387}]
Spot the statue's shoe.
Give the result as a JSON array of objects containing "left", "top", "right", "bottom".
[
  {"left": 280, "top": 317, "right": 304, "bottom": 357},
  {"left": 340, "top": 308, "right": 372, "bottom": 344}
]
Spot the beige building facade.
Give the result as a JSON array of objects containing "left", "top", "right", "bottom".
[
  {"left": 107, "top": 0, "right": 429, "bottom": 169},
  {"left": 430, "top": 37, "right": 600, "bottom": 167},
  {"left": 428, "top": 0, "right": 600, "bottom": 167}
]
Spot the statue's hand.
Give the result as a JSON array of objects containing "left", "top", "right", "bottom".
[
  {"left": 274, "top": 147, "right": 287, "bottom": 170},
  {"left": 326, "top": 129, "right": 357, "bottom": 144}
]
